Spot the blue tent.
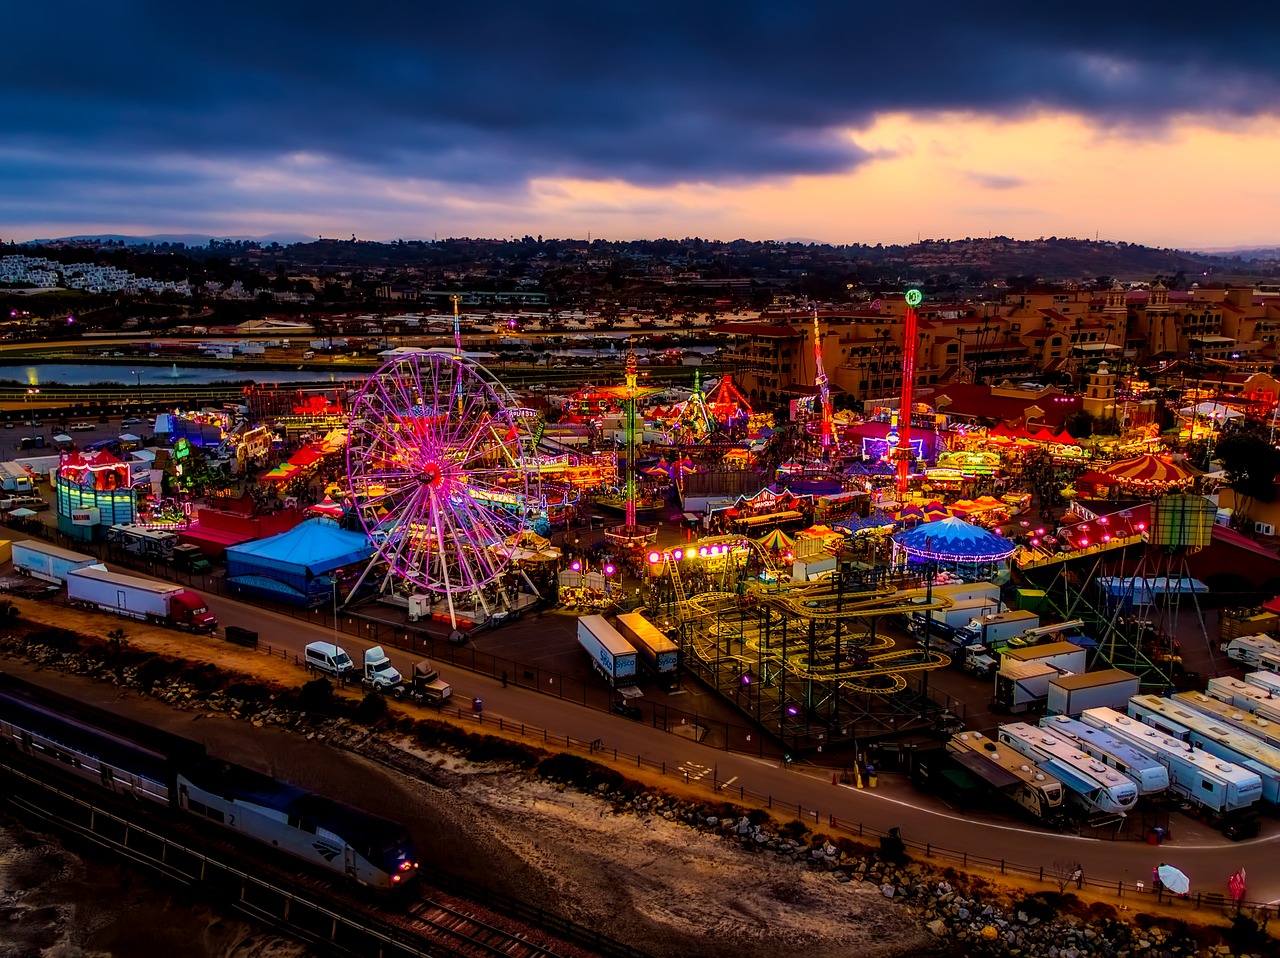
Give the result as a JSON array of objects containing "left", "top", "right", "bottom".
[
  {"left": 226, "top": 518, "right": 373, "bottom": 606},
  {"left": 892, "top": 515, "right": 1015, "bottom": 563}
]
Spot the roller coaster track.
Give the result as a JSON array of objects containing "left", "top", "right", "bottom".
[{"left": 682, "top": 587, "right": 952, "bottom": 693}]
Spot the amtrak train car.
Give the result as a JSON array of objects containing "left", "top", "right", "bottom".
[{"left": 0, "top": 674, "right": 418, "bottom": 891}]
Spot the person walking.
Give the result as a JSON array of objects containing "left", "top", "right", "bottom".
[{"left": 1071, "top": 865, "right": 1083, "bottom": 889}]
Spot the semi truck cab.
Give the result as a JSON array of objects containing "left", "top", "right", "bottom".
[
  {"left": 171, "top": 591, "right": 218, "bottom": 631},
  {"left": 361, "top": 646, "right": 403, "bottom": 691}
]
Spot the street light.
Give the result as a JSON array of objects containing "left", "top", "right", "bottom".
[{"left": 24, "top": 388, "right": 38, "bottom": 423}]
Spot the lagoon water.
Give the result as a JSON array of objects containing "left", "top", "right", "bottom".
[{"left": 0, "top": 363, "right": 355, "bottom": 387}]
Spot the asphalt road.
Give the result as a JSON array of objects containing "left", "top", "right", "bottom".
[{"left": 192, "top": 587, "right": 1280, "bottom": 906}]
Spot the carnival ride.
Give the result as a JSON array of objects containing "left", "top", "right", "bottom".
[
  {"left": 593, "top": 346, "right": 665, "bottom": 547},
  {"left": 647, "top": 534, "right": 955, "bottom": 749},
  {"left": 345, "top": 351, "right": 542, "bottom": 628},
  {"left": 810, "top": 305, "right": 836, "bottom": 458},
  {"left": 892, "top": 289, "right": 923, "bottom": 497}
]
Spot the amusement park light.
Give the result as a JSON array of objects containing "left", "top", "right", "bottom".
[
  {"left": 786, "top": 705, "right": 799, "bottom": 716},
  {"left": 648, "top": 551, "right": 661, "bottom": 564},
  {"left": 603, "top": 563, "right": 616, "bottom": 576},
  {"left": 1036, "top": 528, "right": 1046, "bottom": 535},
  {"left": 1030, "top": 538, "right": 1041, "bottom": 546},
  {"left": 570, "top": 560, "right": 582, "bottom": 572},
  {"left": 741, "top": 674, "right": 751, "bottom": 685},
  {"left": 1098, "top": 516, "right": 1108, "bottom": 524},
  {"left": 1079, "top": 538, "right": 1089, "bottom": 546},
  {"left": 1137, "top": 522, "right": 1146, "bottom": 531},
  {"left": 699, "top": 547, "right": 708, "bottom": 557},
  {"left": 672, "top": 548, "right": 683, "bottom": 560},
  {"left": 1102, "top": 534, "right": 1111, "bottom": 542}
]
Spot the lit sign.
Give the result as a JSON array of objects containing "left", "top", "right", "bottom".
[{"left": 905, "top": 288, "right": 923, "bottom": 308}]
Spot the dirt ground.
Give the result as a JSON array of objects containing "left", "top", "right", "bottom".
[{"left": 3, "top": 600, "right": 940, "bottom": 958}]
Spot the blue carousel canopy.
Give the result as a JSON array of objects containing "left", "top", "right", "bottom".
[
  {"left": 835, "top": 511, "right": 897, "bottom": 534},
  {"left": 892, "top": 515, "right": 1015, "bottom": 563}
]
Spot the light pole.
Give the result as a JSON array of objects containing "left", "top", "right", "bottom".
[
  {"left": 24, "top": 388, "right": 38, "bottom": 423},
  {"left": 132, "top": 370, "right": 141, "bottom": 411}
]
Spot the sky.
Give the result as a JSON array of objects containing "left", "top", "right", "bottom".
[{"left": 3, "top": 2, "right": 1280, "bottom": 248}]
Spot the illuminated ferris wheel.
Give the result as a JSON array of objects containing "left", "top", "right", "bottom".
[{"left": 346, "top": 352, "right": 541, "bottom": 626}]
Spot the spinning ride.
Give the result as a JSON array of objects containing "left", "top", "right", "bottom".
[{"left": 346, "top": 352, "right": 540, "bottom": 627}]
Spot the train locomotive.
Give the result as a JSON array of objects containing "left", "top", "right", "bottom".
[{"left": 0, "top": 674, "right": 419, "bottom": 891}]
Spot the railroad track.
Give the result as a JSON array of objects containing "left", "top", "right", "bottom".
[{"left": 405, "top": 893, "right": 573, "bottom": 958}]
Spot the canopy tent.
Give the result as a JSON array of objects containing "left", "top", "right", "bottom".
[
  {"left": 262, "top": 463, "right": 300, "bottom": 483},
  {"left": 893, "top": 515, "right": 1016, "bottom": 564},
  {"left": 118, "top": 433, "right": 141, "bottom": 442},
  {"left": 225, "top": 518, "right": 373, "bottom": 607},
  {"left": 8, "top": 507, "right": 36, "bottom": 518},
  {"left": 307, "top": 497, "right": 345, "bottom": 518},
  {"left": 53, "top": 433, "right": 73, "bottom": 443},
  {"left": 835, "top": 511, "right": 897, "bottom": 534},
  {"left": 1178, "top": 401, "right": 1243, "bottom": 422},
  {"left": 756, "top": 528, "right": 795, "bottom": 553}
]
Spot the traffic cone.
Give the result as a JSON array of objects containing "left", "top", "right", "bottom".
[{"left": 832, "top": 773, "right": 838, "bottom": 785}]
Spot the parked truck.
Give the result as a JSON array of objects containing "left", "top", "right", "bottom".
[
  {"left": 12, "top": 540, "right": 102, "bottom": 584},
  {"left": 397, "top": 660, "right": 453, "bottom": 706},
  {"left": 954, "top": 610, "right": 1040, "bottom": 650},
  {"left": 995, "top": 661, "right": 1063, "bottom": 714},
  {"left": 65, "top": 566, "right": 218, "bottom": 632},
  {"left": 615, "top": 611, "right": 679, "bottom": 685},
  {"left": 1046, "top": 669, "right": 1141, "bottom": 717},
  {"left": 912, "top": 596, "right": 1004, "bottom": 642},
  {"left": 577, "top": 614, "right": 638, "bottom": 687},
  {"left": 172, "top": 543, "right": 212, "bottom": 575},
  {"left": 360, "top": 646, "right": 403, "bottom": 693}
]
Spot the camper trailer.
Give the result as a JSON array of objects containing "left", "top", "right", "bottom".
[
  {"left": 1039, "top": 714, "right": 1168, "bottom": 794},
  {"left": 997, "top": 722, "right": 1137, "bottom": 815},
  {"left": 946, "top": 729, "right": 1064, "bottom": 822},
  {"left": 1080, "top": 707, "right": 1262, "bottom": 815}
]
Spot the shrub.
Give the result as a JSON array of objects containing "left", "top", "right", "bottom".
[
  {"left": 26, "top": 627, "right": 83, "bottom": 653},
  {"left": 355, "top": 692, "right": 388, "bottom": 723},
  {"left": 781, "top": 819, "right": 810, "bottom": 841},
  {"left": 536, "top": 753, "right": 627, "bottom": 792},
  {"left": 298, "top": 677, "right": 335, "bottom": 713},
  {"left": 1226, "top": 915, "right": 1272, "bottom": 954}
]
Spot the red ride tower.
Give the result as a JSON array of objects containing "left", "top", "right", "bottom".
[{"left": 894, "top": 288, "right": 923, "bottom": 497}]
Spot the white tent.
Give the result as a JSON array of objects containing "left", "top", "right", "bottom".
[{"left": 1178, "top": 402, "right": 1242, "bottom": 422}]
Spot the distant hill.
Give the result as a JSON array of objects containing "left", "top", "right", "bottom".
[{"left": 27, "top": 232, "right": 314, "bottom": 247}]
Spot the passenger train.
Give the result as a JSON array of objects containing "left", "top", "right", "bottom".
[
  {"left": 997, "top": 722, "right": 1137, "bottom": 816},
  {"left": 0, "top": 674, "right": 418, "bottom": 890}
]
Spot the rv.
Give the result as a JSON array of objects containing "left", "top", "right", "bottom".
[
  {"left": 946, "top": 729, "right": 1064, "bottom": 821},
  {"left": 997, "top": 722, "right": 1137, "bottom": 815},
  {"left": 1205, "top": 677, "right": 1280, "bottom": 723},
  {"left": 1221, "top": 634, "right": 1280, "bottom": 668},
  {"left": 1039, "top": 714, "right": 1169, "bottom": 794},
  {"left": 1244, "top": 670, "right": 1280, "bottom": 697},
  {"left": 1173, "top": 692, "right": 1280, "bottom": 751},
  {"left": 1127, "top": 695, "right": 1280, "bottom": 805},
  {"left": 1080, "top": 707, "right": 1263, "bottom": 814}
]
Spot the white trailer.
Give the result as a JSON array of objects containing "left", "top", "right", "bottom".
[
  {"left": 955, "top": 610, "right": 1039, "bottom": 648},
  {"left": 1080, "top": 707, "right": 1263, "bottom": 814},
  {"left": 1222, "top": 634, "right": 1280, "bottom": 668},
  {"left": 1244, "top": 670, "right": 1280, "bottom": 696},
  {"left": 997, "top": 722, "right": 1138, "bottom": 815},
  {"left": 576, "top": 615, "right": 638, "bottom": 687},
  {"left": 1002, "top": 641, "right": 1089, "bottom": 674},
  {"left": 995, "top": 661, "right": 1060, "bottom": 714},
  {"left": 65, "top": 566, "right": 218, "bottom": 632},
  {"left": 1127, "top": 694, "right": 1280, "bottom": 805},
  {"left": 1040, "top": 714, "right": 1169, "bottom": 794},
  {"left": 1047, "top": 670, "right": 1141, "bottom": 717},
  {"left": 11, "top": 540, "right": 102, "bottom": 584},
  {"left": 1206, "top": 677, "right": 1280, "bottom": 723},
  {"left": 615, "top": 612, "right": 679, "bottom": 684},
  {"left": 946, "top": 729, "right": 1064, "bottom": 821},
  {"left": 1172, "top": 692, "right": 1280, "bottom": 751}
]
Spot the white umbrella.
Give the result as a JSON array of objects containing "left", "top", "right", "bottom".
[{"left": 1157, "top": 864, "right": 1190, "bottom": 895}]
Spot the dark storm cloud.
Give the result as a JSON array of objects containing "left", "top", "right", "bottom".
[{"left": 3, "top": 1, "right": 1279, "bottom": 226}]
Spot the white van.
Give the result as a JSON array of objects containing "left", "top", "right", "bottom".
[
  {"left": 305, "top": 641, "right": 354, "bottom": 677},
  {"left": 302, "top": 350, "right": 316, "bottom": 360}
]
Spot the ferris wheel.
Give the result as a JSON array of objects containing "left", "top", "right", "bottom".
[{"left": 346, "top": 352, "right": 541, "bottom": 627}]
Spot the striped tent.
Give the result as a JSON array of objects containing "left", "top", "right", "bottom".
[
  {"left": 1098, "top": 454, "right": 1196, "bottom": 489},
  {"left": 757, "top": 528, "right": 795, "bottom": 553}
]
